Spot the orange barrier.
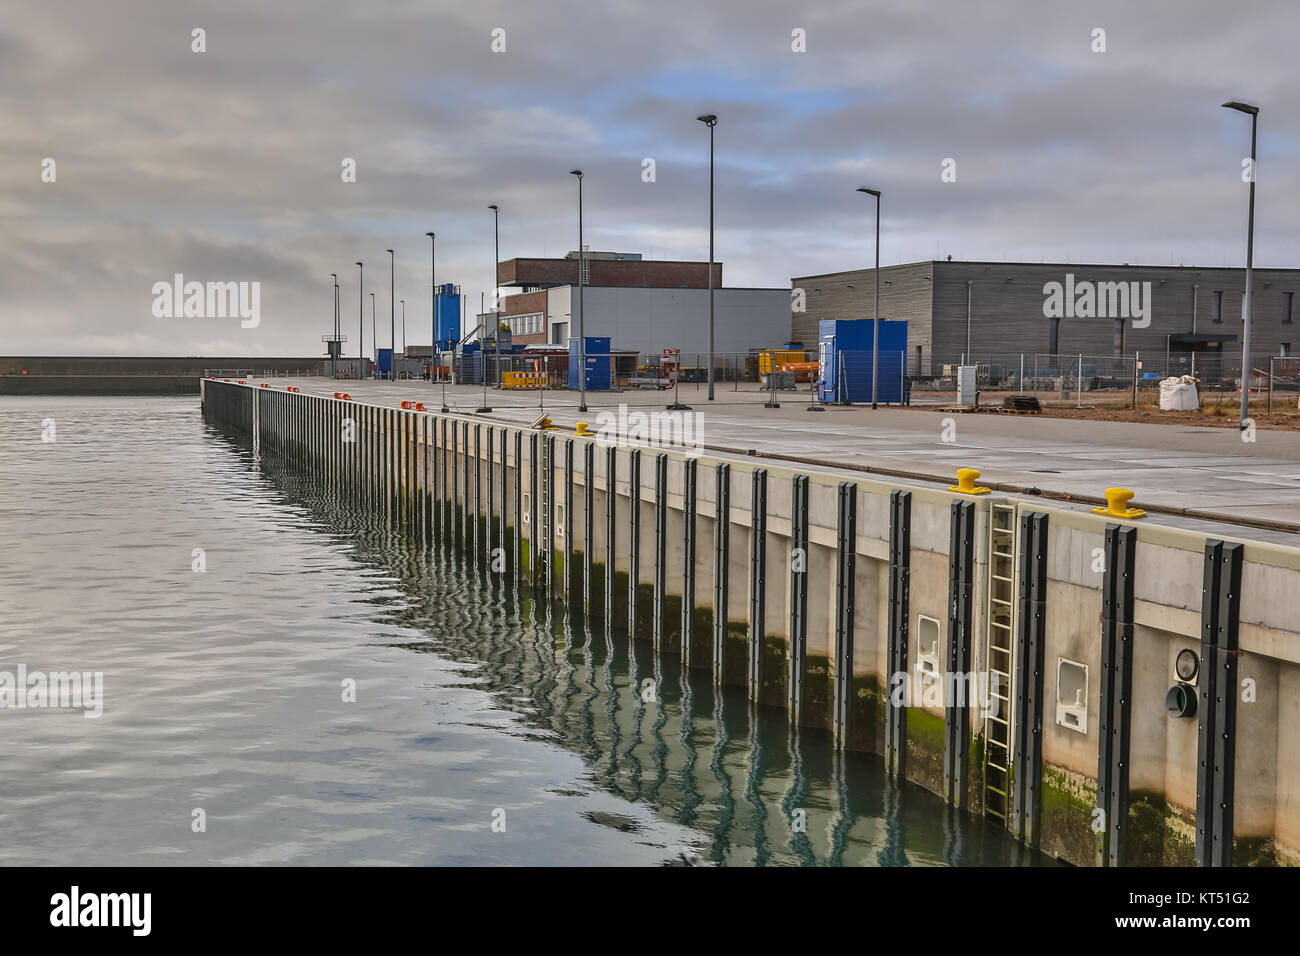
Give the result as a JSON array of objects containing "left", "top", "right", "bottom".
[
  {"left": 333, "top": 391, "right": 351, "bottom": 400},
  {"left": 400, "top": 400, "right": 427, "bottom": 411},
  {"left": 779, "top": 361, "right": 819, "bottom": 383},
  {"left": 260, "top": 382, "right": 270, "bottom": 388}
]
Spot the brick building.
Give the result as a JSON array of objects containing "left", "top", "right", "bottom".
[{"left": 493, "top": 251, "right": 788, "bottom": 357}]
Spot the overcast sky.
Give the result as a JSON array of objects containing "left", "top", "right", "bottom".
[{"left": 4, "top": 0, "right": 1298, "bottom": 356}]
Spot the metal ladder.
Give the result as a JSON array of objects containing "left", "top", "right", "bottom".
[{"left": 983, "top": 501, "right": 1018, "bottom": 825}]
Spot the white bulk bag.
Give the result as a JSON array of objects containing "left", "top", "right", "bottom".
[{"left": 1159, "top": 376, "right": 1199, "bottom": 411}]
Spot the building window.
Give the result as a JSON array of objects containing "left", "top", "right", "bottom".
[
  {"left": 1212, "top": 290, "right": 1223, "bottom": 324},
  {"left": 507, "top": 312, "right": 543, "bottom": 335},
  {"left": 1285, "top": 291, "right": 1294, "bottom": 325}
]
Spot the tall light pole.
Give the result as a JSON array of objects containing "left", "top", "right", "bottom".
[
  {"left": 965, "top": 280, "right": 973, "bottom": 362},
  {"left": 370, "top": 292, "right": 376, "bottom": 378},
  {"left": 697, "top": 114, "right": 718, "bottom": 400},
  {"left": 330, "top": 273, "right": 338, "bottom": 372},
  {"left": 355, "top": 262, "right": 364, "bottom": 377},
  {"left": 480, "top": 204, "right": 497, "bottom": 413},
  {"left": 857, "top": 187, "right": 882, "bottom": 408},
  {"left": 1223, "top": 100, "right": 1259, "bottom": 431},
  {"left": 426, "top": 232, "right": 436, "bottom": 382},
  {"left": 570, "top": 169, "right": 587, "bottom": 412},
  {"left": 386, "top": 249, "right": 395, "bottom": 381},
  {"left": 400, "top": 299, "right": 406, "bottom": 356}
]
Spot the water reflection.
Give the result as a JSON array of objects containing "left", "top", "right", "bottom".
[{"left": 231, "top": 421, "right": 1046, "bottom": 868}]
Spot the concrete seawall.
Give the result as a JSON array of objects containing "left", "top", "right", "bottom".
[{"left": 201, "top": 377, "right": 1300, "bottom": 867}]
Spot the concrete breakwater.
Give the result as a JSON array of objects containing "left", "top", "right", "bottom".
[{"left": 201, "top": 378, "right": 1300, "bottom": 867}]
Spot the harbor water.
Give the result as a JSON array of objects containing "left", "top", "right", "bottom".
[{"left": 0, "top": 396, "right": 1043, "bottom": 866}]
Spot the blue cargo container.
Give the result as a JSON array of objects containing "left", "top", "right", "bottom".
[
  {"left": 376, "top": 348, "right": 393, "bottom": 379},
  {"left": 568, "top": 336, "right": 611, "bottom": 390},
  {"left": 817, "top": 319, "right": 908, "bottom": 403}
]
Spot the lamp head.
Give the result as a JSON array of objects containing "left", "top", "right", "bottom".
[
  {"left": 488, "top": 203, "right": 498, "bottom": 211},
  {"left": 355, "top": 261, "right": 362, "bottom": 267},
  {"left": 1222, "top": 100, "right": 1259, "bottom": 116},
  {"left": 697, "top": 113, "right": 718, "bottom": 126},
  {"left": 857, "top": 187, "right": 881, "bottom": 198},
  {"left": 570, "top": 169, "right": 583, "bottom": 177},
  {"left": 425, "top": 231, "right": 435, "bottom": 238},
  {"left": 386, "top": 248, "right": 393, "bottom": 255}
]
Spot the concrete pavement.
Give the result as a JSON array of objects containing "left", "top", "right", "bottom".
[{"left": 236, "top": 376, "right": 1300, "bottom": 544}]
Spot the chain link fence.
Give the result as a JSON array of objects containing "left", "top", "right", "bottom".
[{"left": 335, "top": 344, "right": 1300, "bottom": 415}]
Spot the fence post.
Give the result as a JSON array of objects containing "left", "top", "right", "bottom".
[
  {"left": 1268, "top": 356, "right": 1273, "bottom": 415},
  {"left": 764, "top": 350, "right": 780, "bottom": 409}
]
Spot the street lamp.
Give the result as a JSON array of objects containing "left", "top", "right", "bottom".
[
  {"left": 426, "top": 231, "right": 436, "bottom": 382},
  {"left": 570, "top": 169, "right": 587, "bottom": 412},
  {"left": 355, "top": 262, "right": 364, "bottom": 378},
  {"left": 330, "top": 273, "right": 338, "bottom": 372},
  {"left": 697, "top": 113, "right": 718, "bottom": 400},
  {"left": 857, "top": 187, "right": 882, "bottom": 408},
  {"left": 370, "top": 292, "right": 376, "bottom": 379},
  {"left": 387, "top": 249, "right": 395, "bottom": 381},
  {"left": 1222, "top": 100, "right": 1259, "bottom": 431},
  {"left": 400, "top": 298, "right": 405, "bottom": 357},
  {"left": 480, "top": 204, "right": 497, "bottom": 413}
]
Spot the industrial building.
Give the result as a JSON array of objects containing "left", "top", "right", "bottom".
[
  {"left": 497, "top": 250, "right": 790, "bottom": 356},
  {"left": 792, "top": 259, "right": 1300, "bottom": 377}
]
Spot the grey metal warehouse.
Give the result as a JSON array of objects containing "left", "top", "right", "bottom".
[{"left": 791, "top": 259, "right": 1300, "bottom": 377}]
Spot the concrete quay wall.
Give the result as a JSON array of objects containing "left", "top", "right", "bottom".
[{"left": 201, "top": 377, "right": 1300, "bottom": 867}]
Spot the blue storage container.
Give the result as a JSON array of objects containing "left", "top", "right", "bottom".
[
  {"left": 568, "top": 337, "right": 611, "bottom": 390},
  {"left": 817, "top": 319, "right": 908, "bottom": 403}
]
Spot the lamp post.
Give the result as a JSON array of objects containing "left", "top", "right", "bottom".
[
  {"left": 480, "top": 205, "right": 497, "bottom": 413},
  {"left": 386, "top": 249, "right": 395, "bottom": 381},
  {"left": 857, "top": 187, "right": 882, "bottom": 408},
  {"left": 400, "top": 298, "right": 405, "bottom": 357},
  {"left": 370, "top": 292, "right": 376, "bottom": 379},
  {"left": 355, "top": 262, "right": 364, "bottom": 378},
  {"left": 697, "top": 113, "right": 718, "bottom": 400},
  {"left": 966, "top": 280, "right": 973, "bottom": 362},
  {"left": 1222, "top": 99, "right": 1259, "bottom": 431},
  {"left": 330, "top": 273, "right": 338, "bottom": 373},
  {"left": 570, "top": 169, "right": 587, "bottom": 412},
  {"left": 426, "top": 231, "right": 436, "bottom": 384}
]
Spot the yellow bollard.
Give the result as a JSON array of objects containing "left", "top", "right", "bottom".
[
  {"left": 948, "top": 467, "right": 991, "bottom": 495},
  {"left": 575, "top": 421, "right": 592, "bottom": 436},
  {"left": 1092, "top": 487, "right": 1146, "bottom": 519}
]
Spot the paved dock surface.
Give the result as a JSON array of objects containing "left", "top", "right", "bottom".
[{"left": 232, "top": 377, "right": 1300, "bottom": 544}]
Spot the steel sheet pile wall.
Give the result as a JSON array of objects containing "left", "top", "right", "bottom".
[{"left": 201, "top": 379, "right": 1300, "bottom": 867}]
